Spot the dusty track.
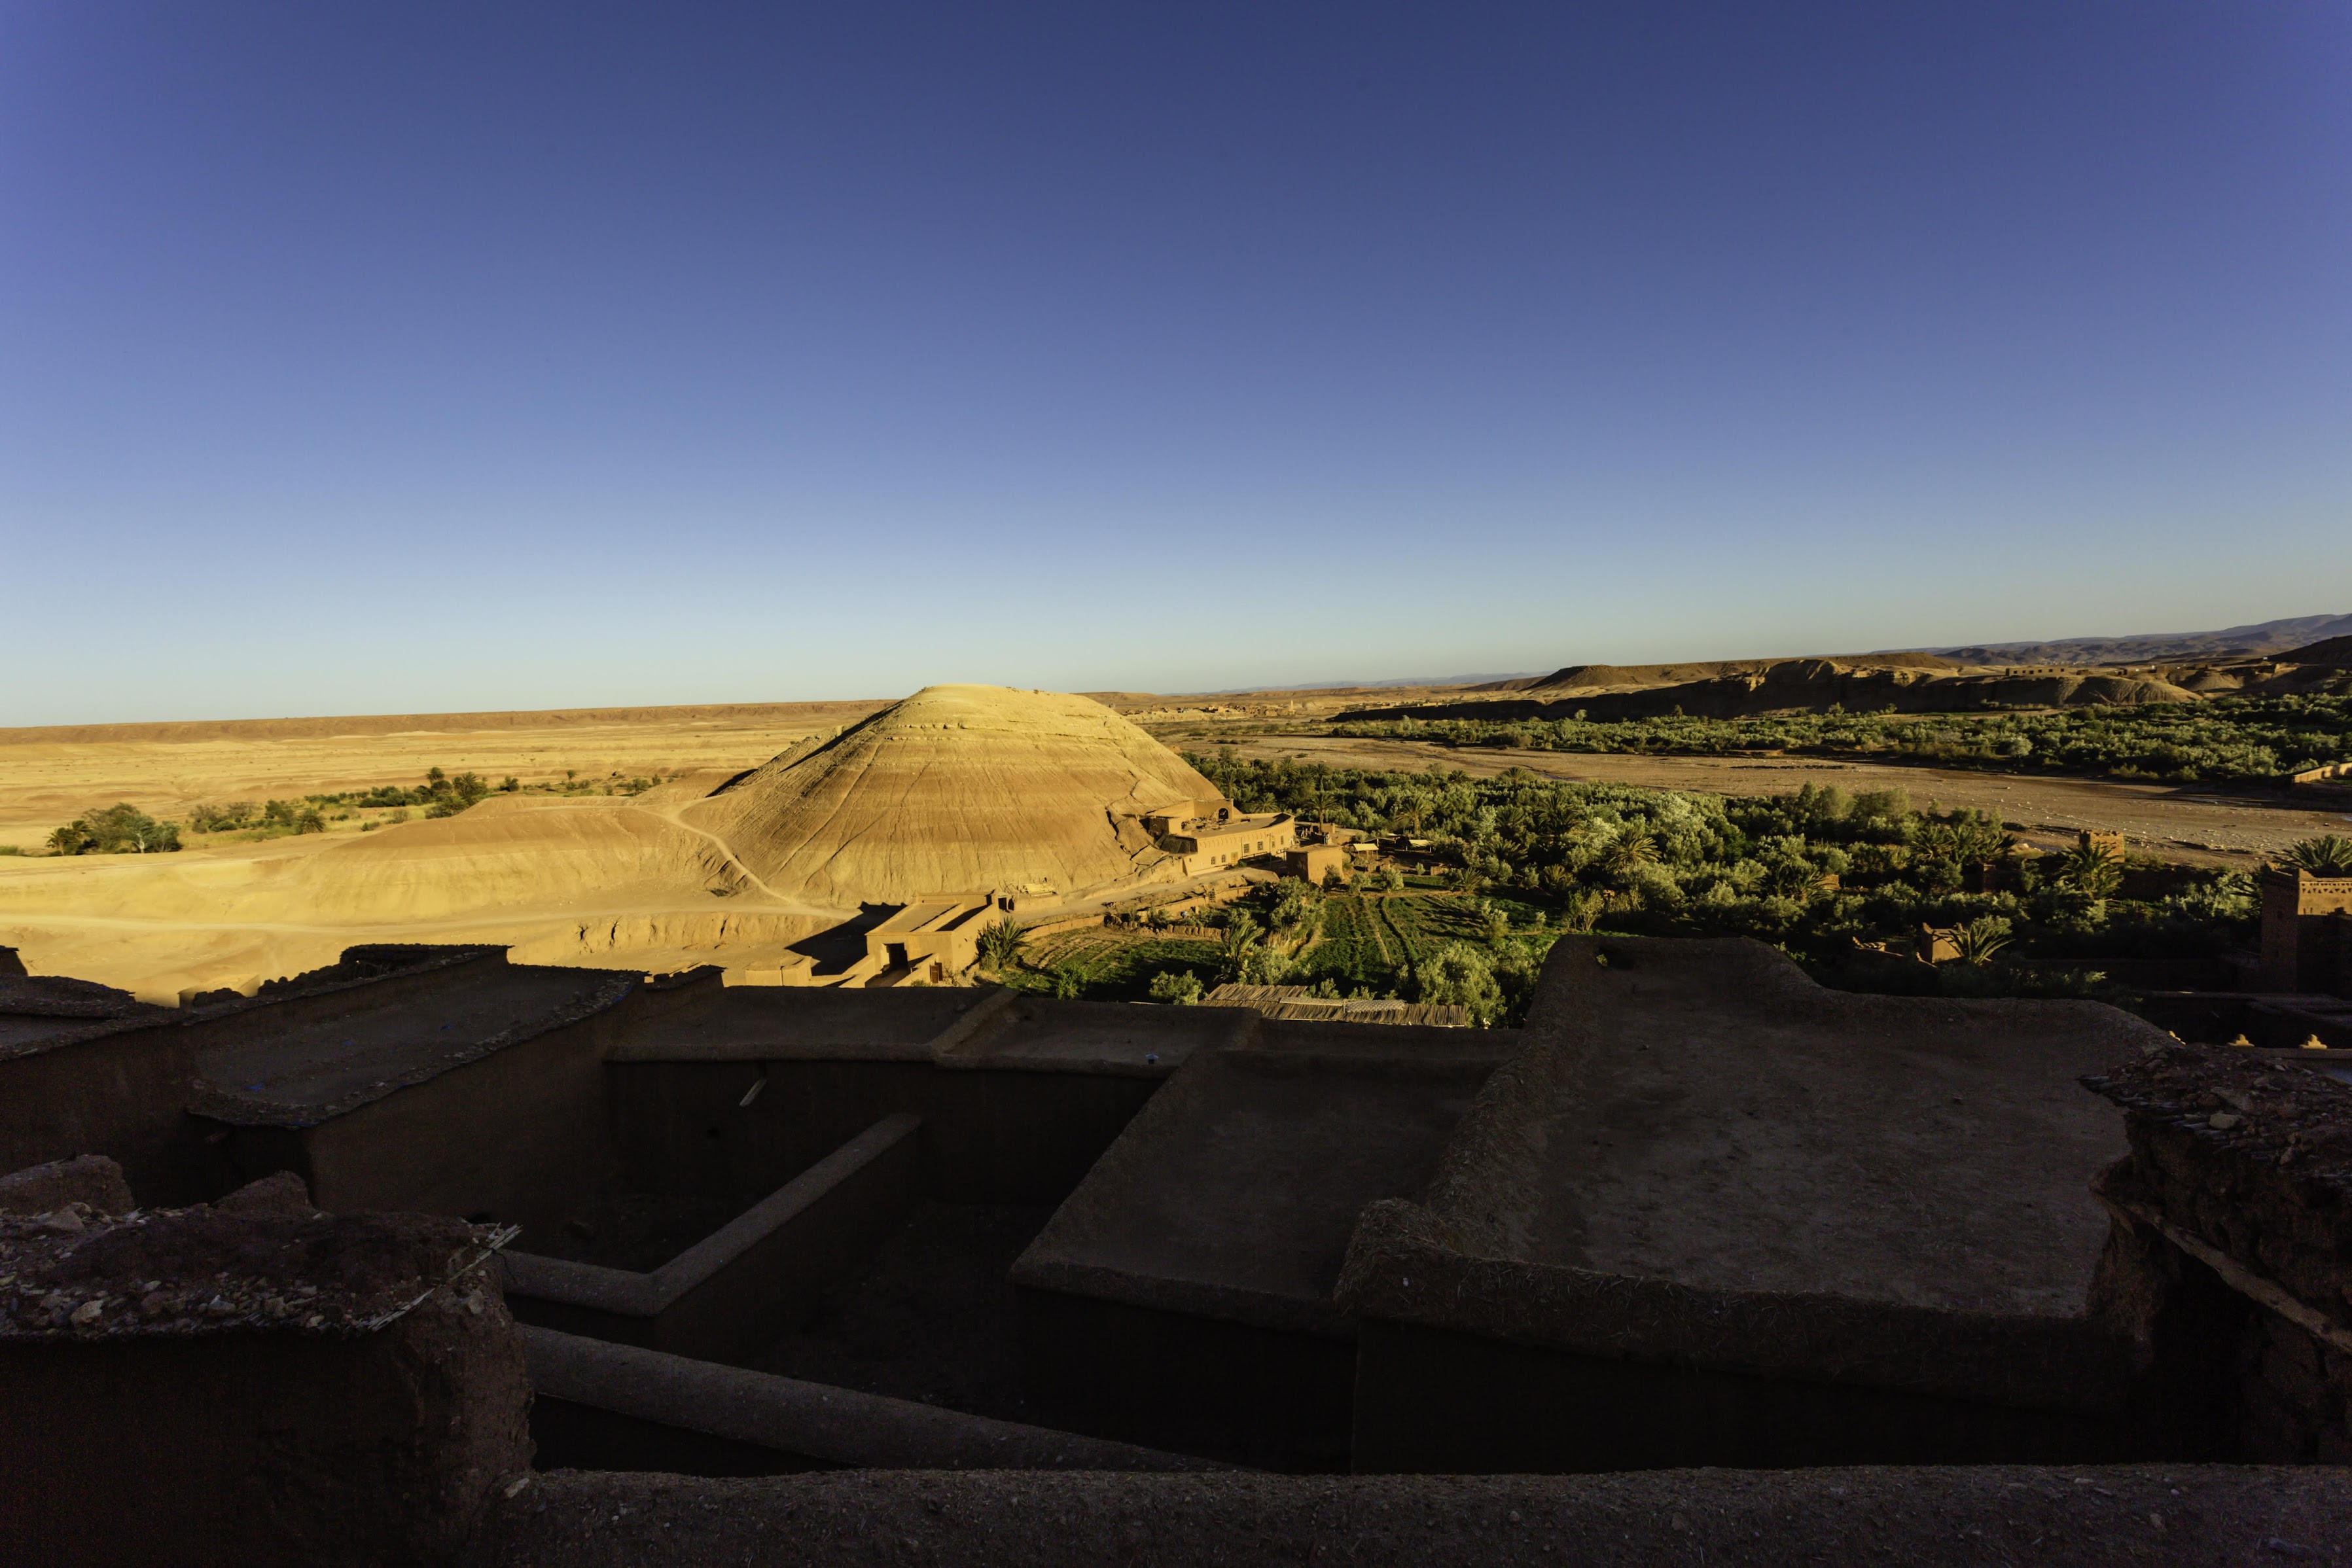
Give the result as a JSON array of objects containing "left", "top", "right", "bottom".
[{"left": 1203, "top": 735, "right": 2352, "bottom": 865}]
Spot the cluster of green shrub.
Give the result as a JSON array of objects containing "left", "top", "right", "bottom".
[
  {"left": 188, "top": 799, "right": 329, "bottom": 836},
  {"left": 336, "top": 767, "right": 507, "bottom": 816},
  {"left": 46, "top": 803, "right": 182, "bottom": 855},
  {"left": 1154, "top": 751, "right": 2277, "bottom": 1009},
  {"left": 528, "top": 769, "right": 666, "bottom": 798},
  {"left": 1328, "top": 692, "right": 2352, "bottom": 785}
]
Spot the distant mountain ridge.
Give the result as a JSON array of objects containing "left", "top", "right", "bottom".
[
  {"left": 1194, "top": 615, "right": 2352, "bottom": 701},
  {"left": 1207, "top": 671, "right": 1544, "bottom": 694},
  {"left": 1921, "top": 613, "right": 2352, "bottom": 667}
]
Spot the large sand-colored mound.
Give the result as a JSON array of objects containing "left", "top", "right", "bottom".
[
  {"left": 681, "top": 686, "right": 1217, "bottom": 904},
  {"left": 0, "top": 686, "right": 1218, "bottom": 997}
]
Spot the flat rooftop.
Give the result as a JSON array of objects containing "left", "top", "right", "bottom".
[
  {"left": 1518, "top": 938, "right": 2137, "bottom": 1310},
  {"left": 1016, "top": 1041, "right": 1507, "bottom": 1336},
  {"left": 190, "top": 959, "right": 633, "bottom": 1125},
  {"left": 1342, "top": 936, "right": 2161, "bottom": 1410},
  {"left": 870, "top": 899, "right": 990, "bottom": 936}
]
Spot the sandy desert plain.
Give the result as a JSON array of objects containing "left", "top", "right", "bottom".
[
  {"left": 0, "top": 700, "right": 889, "bottom": 997},
  {"left": 3, "top": 673, "right": 2347, "bottom": 1004}
]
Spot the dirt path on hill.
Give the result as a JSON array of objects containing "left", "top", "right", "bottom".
[{"left": 1209, "top": 736, "right": 2352, "bottom": 866}]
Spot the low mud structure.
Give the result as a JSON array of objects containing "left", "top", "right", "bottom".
[{"left": 2, "top": 935, "right": 2348, "bottom": 1563}]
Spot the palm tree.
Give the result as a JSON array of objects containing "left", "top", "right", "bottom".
[
  {"left": 1951, "top": 916, "right": 2013, "bottom": 967},
  {"left": 975, "top": 918, "right": 1027, "bottom": 972},
  {"left": 1604, "top": 834, "right": 1658, "bottom": 884},
  {"left": 2054, "top": 842, "right": 2123, "bottom": 900},
  {"left": 1216, "top": 916, "right": 1262, "bottom": 983},
  {"left": 2283, "top": 835, "right": 2352, "bottom": 874},
  {"left": 1951, "top": 816, "right": 2012, "bottom": 864}
]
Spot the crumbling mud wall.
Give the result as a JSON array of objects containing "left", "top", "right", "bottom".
[
  {"left": 2084, "top": 1042, "right": 2352, "bottom": 1461},
  {"left": 0, "top": 1190, "right": 531, "bottom": 1567}
]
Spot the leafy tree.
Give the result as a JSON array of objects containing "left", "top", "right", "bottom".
[
  {"left": 260, "top": 799, "right": 325, "bottom": 834},
  {"left": 48, "top": 803, "right": 181, "bottom": 855},
  {"left": 1237, "top": 944, "right": 1294, "bottom": 986},
  {"left": 1270, "top": 880, "right": 1323, "bottom": 938},
  {"left": 423, "top": 771, "right": 491, "bottom": 818},
  {"left": 1847, "top": 790, "right": 1912, "bottom": 834},
  {"left": 1148, "top": 969, "right": 1203, "bottom": 1005},
  {"left": 1412, "top": 941, "right": 1505, "bottom": 1025},
  {"left": 2164, "top": 869, "right": 2254, "bottom": 925}
]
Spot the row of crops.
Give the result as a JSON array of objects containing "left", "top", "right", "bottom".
[
  {"left": 1003, "top": 890, "right": 1554, "bottom": 1004},
  {"left": 1012, "top": 929, "right": 1222, "bottom": 997}
]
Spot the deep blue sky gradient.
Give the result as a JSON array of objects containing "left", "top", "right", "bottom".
[{"left": 4, "top": 3, "right": 2348, "bottom": 721}]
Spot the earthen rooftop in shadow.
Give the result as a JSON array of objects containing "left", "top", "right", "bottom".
[
  {"left": 1516, "top": 936, "right": 2135, "bottom": 1311},
  {"left": 0, "top": 972, "right": 169, "bottom": 1058},
  {"left": 1341, "top": 935, "right": 2166, "bottom": 1413},
  {"left": 1016, "top": 1038, "right": 1510, "bottom": 1336},
  {"left": 190, "top": 959, "right": 633, "bottom": 1124}
]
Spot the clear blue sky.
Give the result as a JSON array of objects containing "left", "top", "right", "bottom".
[{"left": 4, "top": 3, "right": 2348, "bottom": 722}]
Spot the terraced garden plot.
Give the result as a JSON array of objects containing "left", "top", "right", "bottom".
[
  {"left": 1319, "top": 895, "right": 1394, "bottom": 966},
  {"left": 1017, "top": 927, "right": 1222, "bottom": 998},
  {"left": 1029, "top": 930, "right": 1127, "bottom": 974},
  {"left": 1374, "top": 895, "right": 1428, "bottom": 963},
  {"left": 1378, "top": 893, "right": 1488, "bottom": 959}
]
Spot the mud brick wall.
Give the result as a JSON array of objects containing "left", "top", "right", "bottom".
[
  {"left": 0, "top": 1202, "right": 531, "bottom": 1567},
  {"left": 2084, "top": 1042, "right": 2352, "bottom": 1461}
]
